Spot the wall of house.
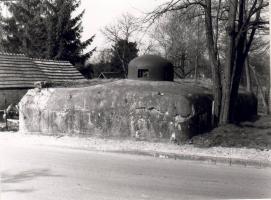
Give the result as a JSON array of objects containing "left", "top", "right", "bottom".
[{"left": 0, "top": 89, "right": 28, "bottom": 110}]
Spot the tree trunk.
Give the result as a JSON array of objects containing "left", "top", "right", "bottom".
[
  {"left": 269, "top": 75, "right": 271, "bottom": 114},
  {"left": 194, "top": 55, "right": 198, "bottom": 82},
  {"left": 228, "top": 0, "right": 248, "bottom": 122},
  {"left": 195, "top": 16, "right": 200, "bottom": 82},
  {"left": 245, "top": 58, "right": 252, "bottom": 92},
  {"left": 269, "top": 4, "right": 271, "bottom": 114},
  {"left": 220, "top": 0, "right": 249, "bottom": 123},
  {"left": 269, "top": 73, "right": 271, "bottom": 113},
  {"left": 204, "top": 0, "right": 222, "bottom": 126},
  {"left": 219, "top": 0, "right": 238, "bottom": 124},
  {"left": 181, "top": 52, "right": 186, "bottom": 75}
]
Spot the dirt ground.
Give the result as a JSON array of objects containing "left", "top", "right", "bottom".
[{"left": 191, "top": 115, "right": 271, "bottom": 150}]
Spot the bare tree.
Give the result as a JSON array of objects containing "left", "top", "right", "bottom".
[
  {"left": 97, "top": 48, "right": 112, "bottom": 64},
  {"left": 101, "top": 13, "right": 141, "bottom": 43},
  {"left": 220, "top": 0, "right": 269, "bottom": 123},
  {"left": 146, "top": 0, "right": 269, "bottom": 125},
  {"left": 101, "top": 13, "right": 141, "bottom": 77},
  {"left": 150, "top": 9, "right": 206, "bottom": 78},
  {"left": 249, "top": 37, "right": 270, "bottom": 113}
]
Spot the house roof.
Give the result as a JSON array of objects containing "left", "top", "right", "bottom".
[
  {"left": 33, "top": 60, "right": 84, "bottom": 82},
  {"left": 0, "top": 53, "right": 85, "bottom": 89}
]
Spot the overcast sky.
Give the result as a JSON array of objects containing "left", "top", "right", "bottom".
[
  {"left": 0, "top": 0, "right": 165, "bottom": 58},
  {"left": 80, "top": 0, "right": 165, "bottom": 52}
]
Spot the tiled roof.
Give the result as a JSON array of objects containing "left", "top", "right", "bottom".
[
  {"left": 33, "top": 60, "right": 85, "bottom": 82},
  {"left": 0, "top": 53, "right": 85, "bottom": 89}
]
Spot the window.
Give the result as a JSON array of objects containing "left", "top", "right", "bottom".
[{"left": 138, "top": 69, "right": 149, "bottom": 78}]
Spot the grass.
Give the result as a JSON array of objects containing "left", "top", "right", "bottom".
[{"left": 191, "top": 115, "right": 271, "bottom": 150}]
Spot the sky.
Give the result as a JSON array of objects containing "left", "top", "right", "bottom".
[
  {"left": 79, "top": 0, "right": 165, "bottom": 53},
  {"left": 0, "top": 0, "right": 165, "bottom": 58}
]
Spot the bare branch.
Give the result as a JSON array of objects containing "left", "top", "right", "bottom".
[
  {"left": 244, "top": 0, "right": 265, "bottom": 56},
  {"left": 143, "top": 0, "right": 205, "bottom": 24},
  {"left": 101, "top": 13, "right": 141, "bottom": 43}
]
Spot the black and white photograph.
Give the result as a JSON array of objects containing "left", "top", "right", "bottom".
[{"left": 0, "top": 0, "right": 270, "bottom": 199}]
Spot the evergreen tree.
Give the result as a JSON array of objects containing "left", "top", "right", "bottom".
[
  {"left": 45, "top": 0, "right": 95, "bottom": 67},
  {"left": 110, "top": 39, "right": 138, "bottom": 77},
  {"left": 0, "top": 0, "right": 95, "bottom": 68},
  {"left": 1, "top": 0, "right": 47, "bottom": 57}
]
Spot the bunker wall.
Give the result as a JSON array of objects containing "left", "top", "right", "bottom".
[
  {"left": 19, "top": 80, "right": 257, "bottom": 142},
  {"left": 19, "top": 81, "right": 213, "bottom": 142}
]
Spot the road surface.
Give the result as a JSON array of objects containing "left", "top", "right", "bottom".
[{"left": 1, "top": 142, "right": 271, "bottom": 200}]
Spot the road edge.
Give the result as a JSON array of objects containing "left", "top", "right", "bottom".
[
  {"left": 107, "top": 149, "right": 271, "bottom": 168},
  {"left": 38, "top": 144, "right": 271, "bottom": 169},
  {"left": 1, "top": 131, "right": 270, "bottom": 169}
]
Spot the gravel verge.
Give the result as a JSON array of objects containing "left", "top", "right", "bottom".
[{"left": 1, "top": 131, "right": 270, "bottom": 168}]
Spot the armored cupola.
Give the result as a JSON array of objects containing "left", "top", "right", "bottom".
[{"left": 128, "top": 55, "right": 174, "bottom": 81}]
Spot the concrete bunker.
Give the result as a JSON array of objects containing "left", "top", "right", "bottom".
[
  {"left": 19, "top": 78, "right": 257, "bottom": 142},
  {"left": 18, "top": 54, "right": 258, "bottom": 142},
  {"left": 0, "top": 53, "right": 85, "bottom": 122},
  {"left": 19, "top": 80, "right": 214, "bottom": 142},
  {"left": 128, "top": 55, "right": 174, "bottom": 81}
]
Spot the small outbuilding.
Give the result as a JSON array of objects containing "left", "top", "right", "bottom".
[
  {"left": 0, "top": 53, "right": 85, "bottom": 112},
  {"left": 128, "top": 55, "right": 174, "bottom": 81}
]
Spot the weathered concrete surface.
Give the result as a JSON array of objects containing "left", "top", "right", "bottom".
[
  {"left": 19, "top": 80, "right": 214, "bottom": 142},
  {"left": 19, "top": 80, "right": 257, "bottom": 142}
]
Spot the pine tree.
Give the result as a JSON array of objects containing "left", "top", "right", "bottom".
[
  {"left": 111, "top": 39, "right": 138, "bottom": 77},
  {"left": 1, "top": 0, "right": 47, "bottom": 57},
  {"left": 45, "top": 0, "right": 95, "bottom": 67},
  {"left": 0, "top": 0, "right": 95, "bottom": 69}
]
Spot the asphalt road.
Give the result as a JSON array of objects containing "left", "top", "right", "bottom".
[{"left": 1, "top": 143, "right": 271, "bottom": 200}]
